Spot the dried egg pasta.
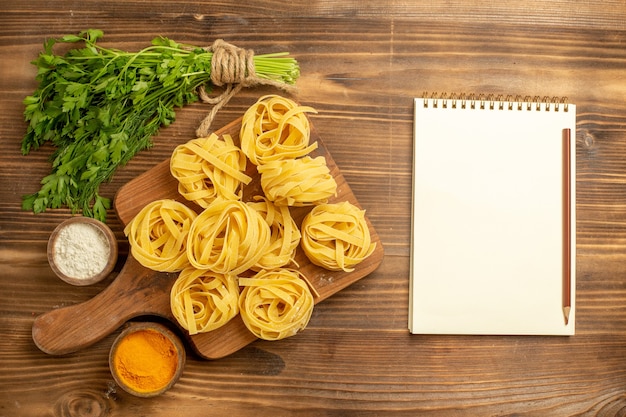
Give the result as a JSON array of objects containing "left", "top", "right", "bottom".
[
  {"left": 301, "top": 201, "right": 376, "bottom": 272},
  {"left": 238, "top": 268, "right": 315, "bottom": 341},
  {"left": 240, "top": 94, "right": 318, "bottom": 165},
  {"left": 124, "top": 199, "right": 197, "bottom": 272},
  {"left": 247, "top": 196, "right": 301, "bottom": 270},
  {"left": 170, "top": 267, "right": 239, "bottom": 335},
  {"left": 170, "top": 133, "right": 252, "bottom": 208},
  {"left": 186, "top": 199, "right": 271, "bottom": 275},
  {"left": 258, "top": 156, "right": 337, "bottom": 206}
]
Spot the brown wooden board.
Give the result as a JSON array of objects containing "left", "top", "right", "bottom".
[{"left": 31, "top": 117, "right": 384, "bottom": 359}]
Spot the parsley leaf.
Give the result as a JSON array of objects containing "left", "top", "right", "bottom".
[{"left": 21, "top": 30, "right": 300, "bottom": 222}]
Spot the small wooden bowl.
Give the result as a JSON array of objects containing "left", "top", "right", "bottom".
[
  {"left": 47, "top": 216, "right": 118, "bottom": 286},
  {"left": 109, "top": 322, "right": 186, "bottom": 398}
]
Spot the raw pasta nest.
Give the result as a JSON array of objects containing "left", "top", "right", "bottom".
[
  {"left": 240, "top": 94, "right": 318, "bottom": 165},
  {"left": 170, "top": 133, "right": 252, "bottom": 208},
  {"left": 186, "top": 199, "right": 271, "bottom": 275},
  {"left": 301, "top": 201, "right": 376, "bottom": 272},
  {"left": 247, "top": 196, "right": 301, "bottom": 271},
  {"left": 124, "top": 199, "right": 197, "bottom": 272},
  {"left": 170, "top": 267, "right": 240, "bottom": 335},
  {"left": 258, "top": 156, "right": 337, "bottom": 206},
  {"left": 238, "top": 268, "right": 315, "bottom": 341}
]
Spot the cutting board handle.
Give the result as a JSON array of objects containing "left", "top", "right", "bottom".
[{"left": 32, "top": 256, "right": 176, "bottom": 355}]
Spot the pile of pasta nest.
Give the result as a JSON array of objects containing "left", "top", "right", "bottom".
[{"left": 124, "top": 94, "right": 376, "bottom": 342}]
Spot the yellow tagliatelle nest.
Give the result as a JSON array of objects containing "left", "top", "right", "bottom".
[
  {"left": 247, "top": 196, "right": 301, "bottom": 271},
  {"left": 170, "top": 133, "right": 252, "bottom": 208},
  {"left": 238, "top": 268, "right": 315, "bottom": 341},
  {"left": 124, "top": 199, "right": 197, "bottom": 272},
  {"left": 240, "top": 94, "right": 318, "bottom": 165},
  {"left": 258, "top": 156, "right": 337, "bottom": 206},
  {"left": 186, "top": 199, "right": 271, "bottom": 275},
  {"left": 301, "top": 201, "right": 376, "bottom": 272},
  {"left": 170, "top": 267, "right": 240, "bottom": 335}
]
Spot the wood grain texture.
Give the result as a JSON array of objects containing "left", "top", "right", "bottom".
[{"left": 2, "top": 0, "right": 626, "bottom": 415}]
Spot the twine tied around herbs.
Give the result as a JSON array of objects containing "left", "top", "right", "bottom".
[{"left": 195, "top": 39, "right": 297, "bottom": 138}]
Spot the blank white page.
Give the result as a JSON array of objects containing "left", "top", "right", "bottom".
[{"left": 410, "top": 96, "right": 576, "bottom": 335}]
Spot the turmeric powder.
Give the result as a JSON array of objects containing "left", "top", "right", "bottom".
[{"left": 111, "top": 328, "right": 179, "bottom": 394}]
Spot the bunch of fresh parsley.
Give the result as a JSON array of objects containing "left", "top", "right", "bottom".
[{"left": 21, "top": 29, "right": 299, "bottom": 222}]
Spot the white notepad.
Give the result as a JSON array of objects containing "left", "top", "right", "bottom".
[{"left": 409, "top": 94, "right": 576, "bottom": 336}]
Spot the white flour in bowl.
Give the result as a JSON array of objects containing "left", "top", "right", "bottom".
[{"left": 53, "top": 222, "right": 111, "bottom": 279}]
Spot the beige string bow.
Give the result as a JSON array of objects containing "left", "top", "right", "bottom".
[{"left": 195, "top": 39, "right": 297, "bottom": 138}]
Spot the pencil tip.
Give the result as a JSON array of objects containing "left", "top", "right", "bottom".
[{"left": 563, "top": 306, "right": 571, "bottom": 325}]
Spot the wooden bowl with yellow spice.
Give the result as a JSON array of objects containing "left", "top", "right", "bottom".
[{"left": 109, "top": 322, "right": 185, "bottom": 397}]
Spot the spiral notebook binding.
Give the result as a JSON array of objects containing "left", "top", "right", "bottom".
[{"left": 422, "top": 92, "right": 569, "bottom": 112}]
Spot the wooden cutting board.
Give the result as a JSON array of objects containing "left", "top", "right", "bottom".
[{"left": 32, "top": 117, "right": 384, "bottom": 359}]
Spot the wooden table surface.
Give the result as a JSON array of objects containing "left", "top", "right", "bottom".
[{"left": 2, "top": 1, "right": 626, "bottom": 416}]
